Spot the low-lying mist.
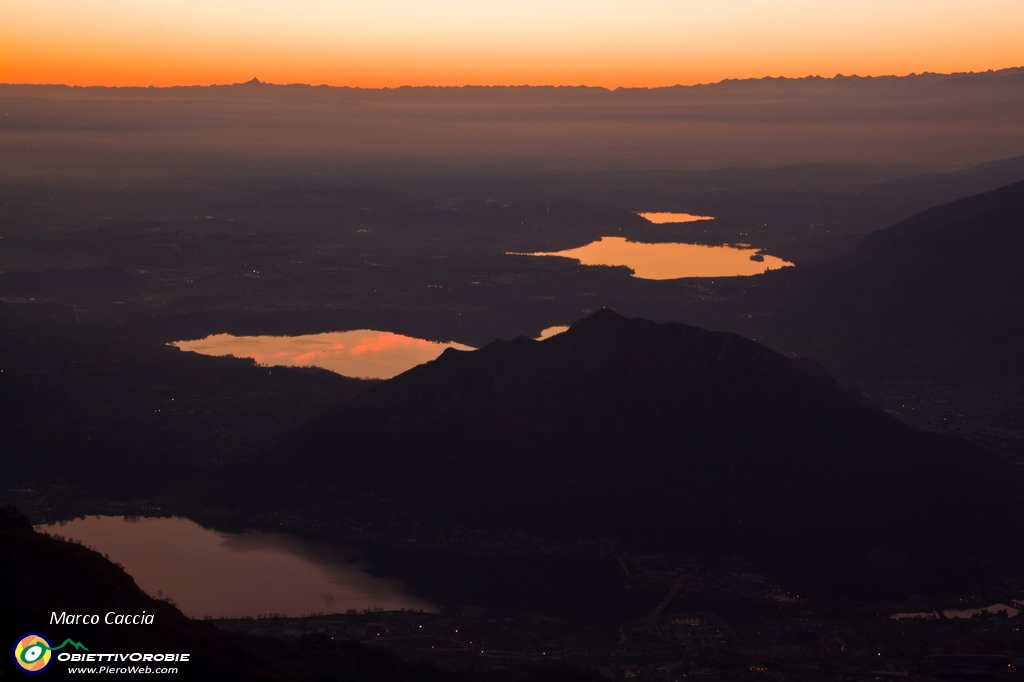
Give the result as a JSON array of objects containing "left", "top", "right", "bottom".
[{"left": 2, "top": 69, "right": 1022, "bottom": 181}]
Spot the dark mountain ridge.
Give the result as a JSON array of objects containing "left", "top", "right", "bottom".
[
  {"left": 862, "top": 155, "right": 1024, "bottom": 213},
  {"left": 779, "top": 179, "right": 1024, "bottom": 384},
  {"left": 856, "top": 178, "right": 1024, "bottom": 254},
  {"left": 259, "top": 311, "right": 1021, "bottom": 595}
]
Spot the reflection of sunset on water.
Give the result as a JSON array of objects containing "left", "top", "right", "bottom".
[
  {"left": 349, "top": 333, "right": 434, "bottom": 356},
  {"left": 637, "top": 212, "right": 714, "bottom": 224},
  {"left": 515, "top": 236, "right": 793, "bottom": 279},
  {"left": 172, "top": 330, "right": 472, "bottom": 379},
  {"left": 536, "top": 325, "right": 569, "bottom": 340}
]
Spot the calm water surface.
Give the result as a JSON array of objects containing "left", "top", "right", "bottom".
[
  {"left": 536, "top": 325, "right": 569, "bottom": 340},
  {"left": 636, "top": 212, "right": 714, "bottom": 224},
  {"left": 514, "top": 236, "right": 792, "bottom": 279},
  {"left": 172, "top": 327, "right": 573, "bottom": 377},
  {"left": 171, "top": 329, "right": 473, "bottom": 379},
  {"left": 37, "top": 516, "right": 433, "bottom": 618}
]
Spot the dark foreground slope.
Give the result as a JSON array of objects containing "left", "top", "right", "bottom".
[
  {"left": 261, "top": 311, "right": 1021, "bottom": 596},
  {"left": 845, "top": 179, "right": 1024, "bottom": 383},
  {"left": 779, "top": 179, "right": 1024, "bottom": 384}
]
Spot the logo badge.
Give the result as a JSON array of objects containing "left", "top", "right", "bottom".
[{"left": 12, "top": 633, "right": 53, "bottom": 674}]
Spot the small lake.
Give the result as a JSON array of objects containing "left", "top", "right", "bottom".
[
  {"left": 536, "top": 325, "right": 569, "bottom": 340},
  {"left": 636, "top": 212, "right": 714, "bottom": 224},
  {"left": 513, "top": 236, "right": 793, "bottom": 279},
  {"left": 36, "top": 516, "right": 433, "bottom": 619},
  {"left": 171, "top": 329, "right": 473, "bottom": 379}
]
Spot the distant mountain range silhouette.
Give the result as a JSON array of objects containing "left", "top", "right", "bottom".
[
  {"left": 260, "top": 310, "right": 1021, "bottom": 595},
  {"left": 4, "top": 66, "right": 1021, "bottom": 97}
]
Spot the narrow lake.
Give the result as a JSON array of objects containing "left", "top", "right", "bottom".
[
  {"left": 636, "top": 212, "right": 714, "bottom": 224},
  {"left": 513, "top": 236, "right": 793, "bottom": 279},
  {"left": 36, "top": 516, "right": 434, "bottom": 619},
  {"left": 170, "top": 329, "right": 473, "bottom": 379}
]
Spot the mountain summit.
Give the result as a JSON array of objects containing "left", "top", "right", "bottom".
[{"left": 264, "top": 311, "right": 1018, "bottom": 594}]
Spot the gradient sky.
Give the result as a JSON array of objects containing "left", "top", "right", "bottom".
[{"left": 2, "top": 0, "right": 1022, "bottom": 87}]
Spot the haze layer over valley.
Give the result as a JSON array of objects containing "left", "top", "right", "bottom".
[{"left": 4, "top": 68, "right": 1023, "bottom": 177}]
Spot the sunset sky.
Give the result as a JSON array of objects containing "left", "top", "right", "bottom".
[{"left": 2, "top": 0, "right": 1022, "bottom": 88}]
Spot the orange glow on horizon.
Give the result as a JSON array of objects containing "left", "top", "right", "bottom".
[
  {"left": 2, "top": 1, "right": 1022, "bottom": 88},
  {"left": 6, "top": 58, "right": 1024, "bottom": 90}
]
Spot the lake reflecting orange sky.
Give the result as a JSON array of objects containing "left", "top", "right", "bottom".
[
  {"left": 2, "top": 1, "right": 1021, "bottom": 87},
  {"left": 172, "top": 330, "right": 472, "bottom": 379},
  {"left": 638, "top": 213, "right": 715, "bottom": 225},
  {"left": 517, "top": 237, "right": 793, "bottom": 279}
]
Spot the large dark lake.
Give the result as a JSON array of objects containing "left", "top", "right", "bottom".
[{"left": 37, "top": 516, "right": 433, "bottom": 619}]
